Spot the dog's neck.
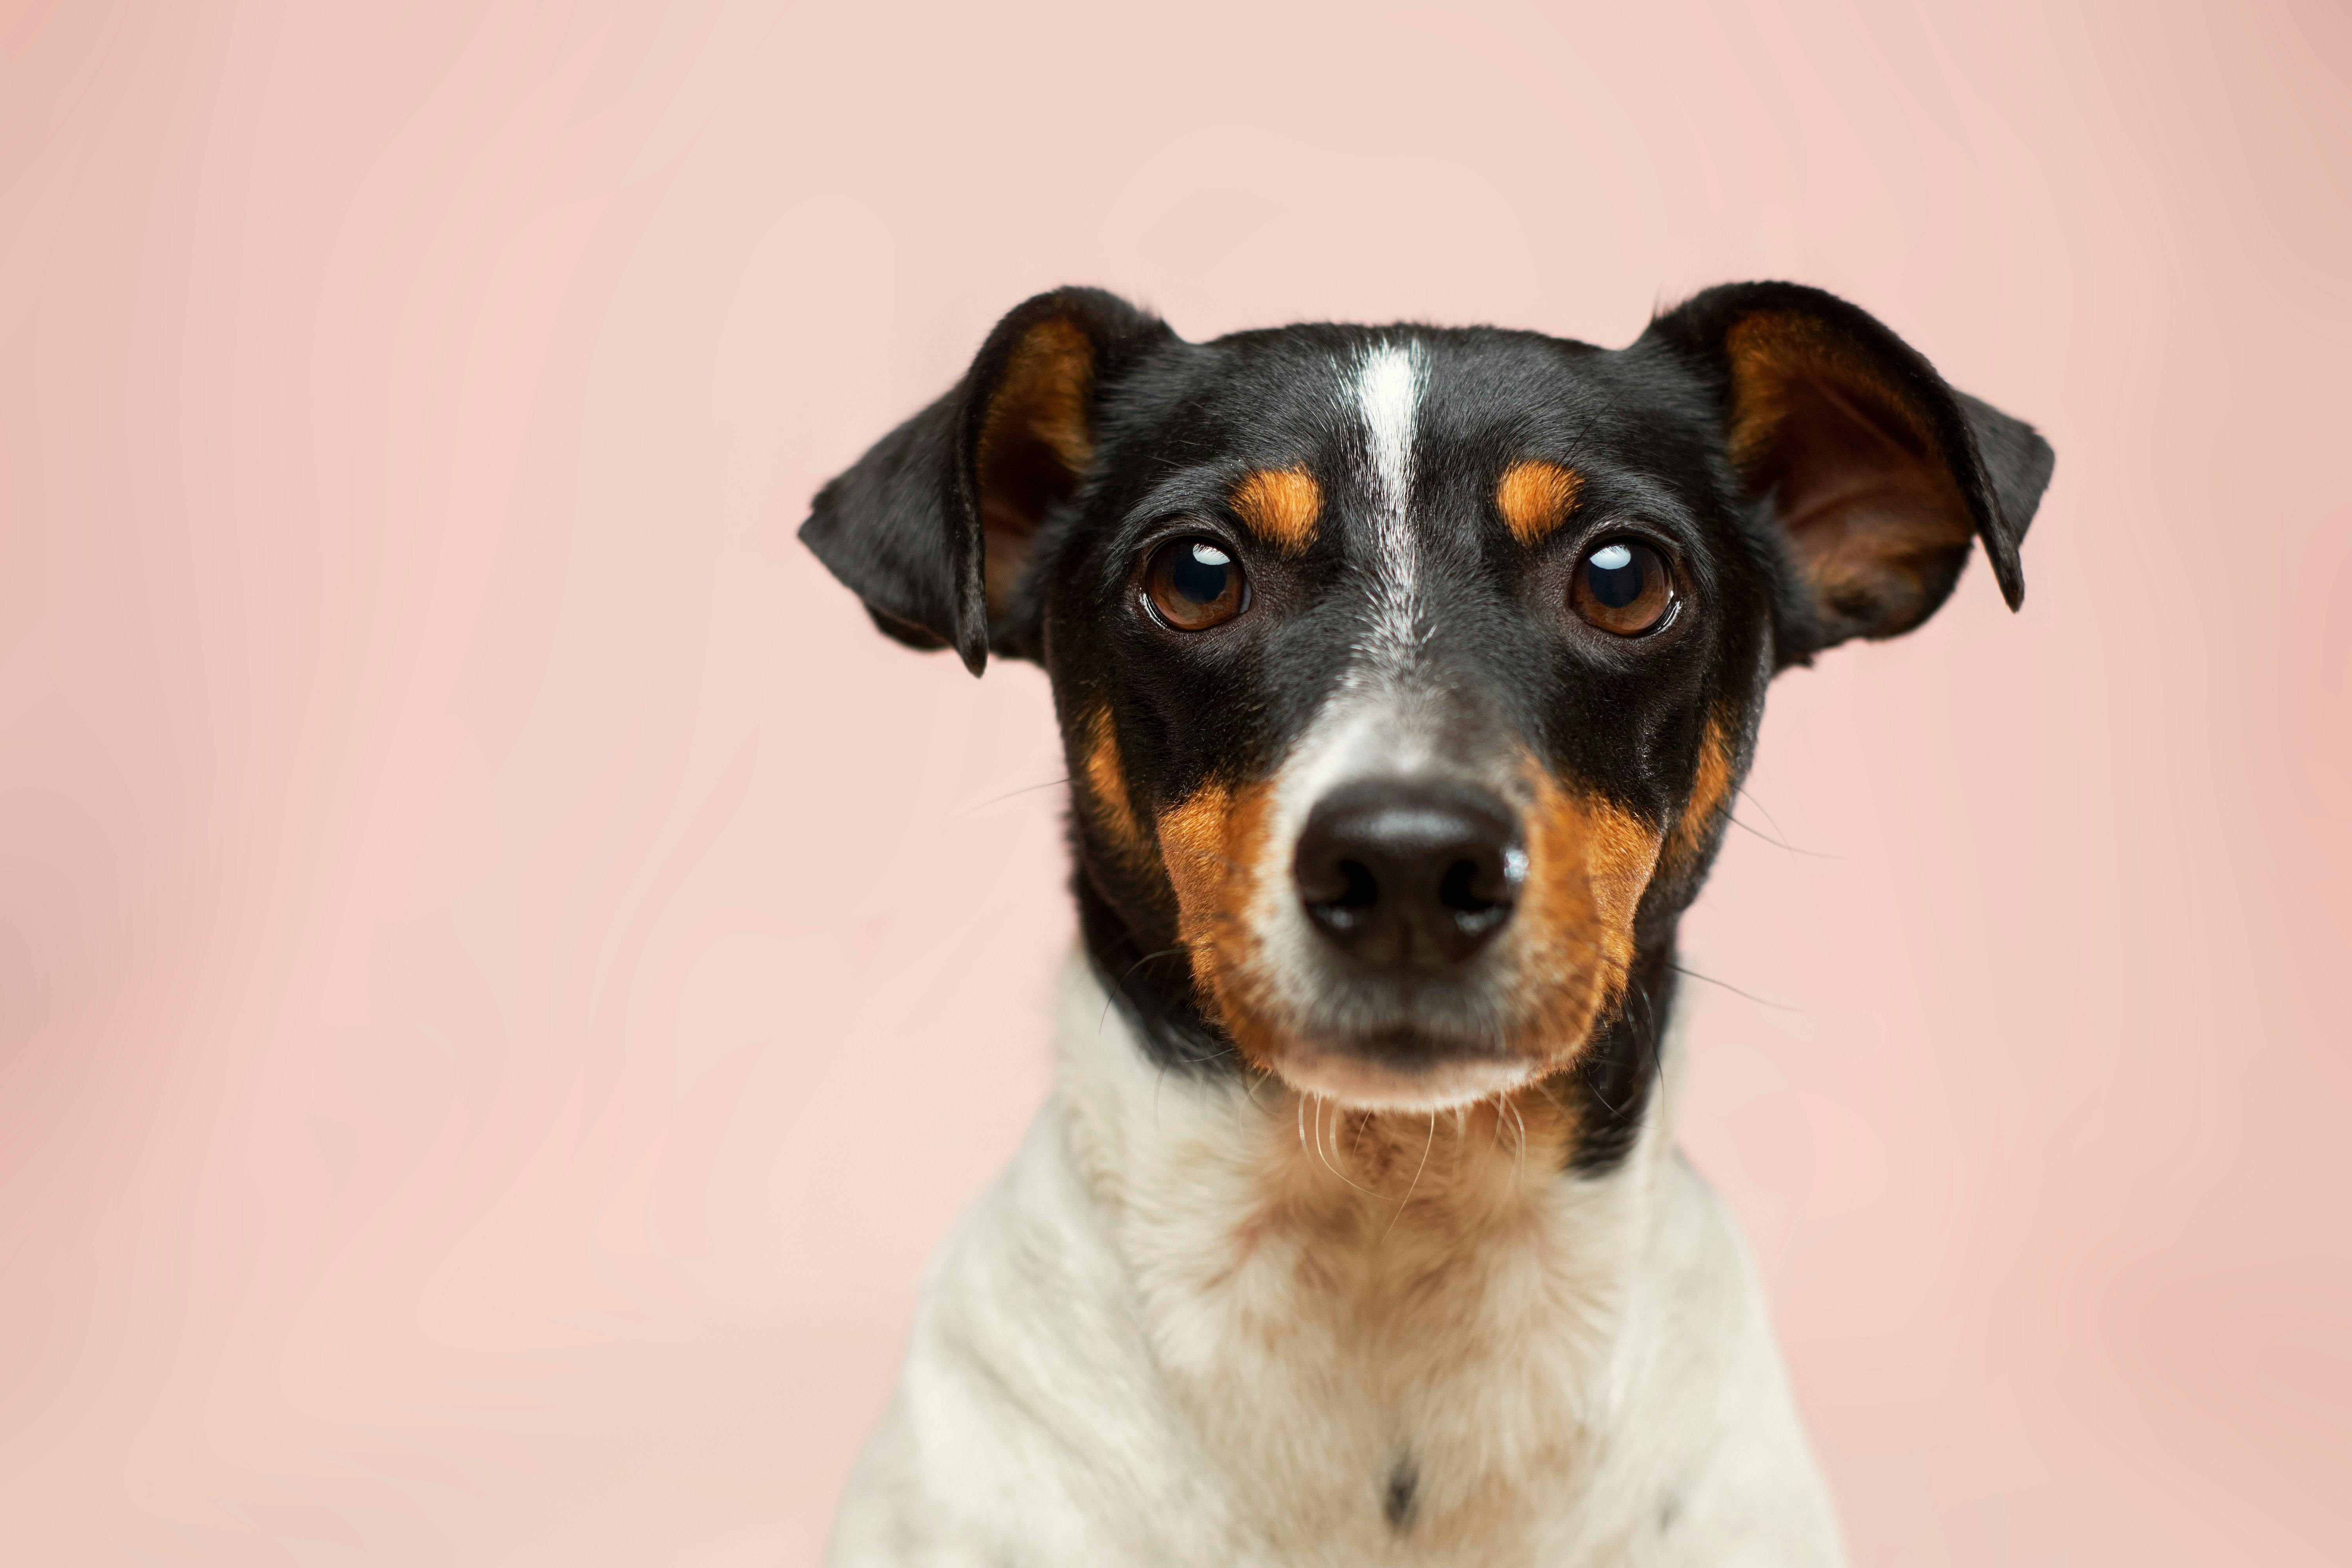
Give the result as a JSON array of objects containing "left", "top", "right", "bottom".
[{"left": 1040, "top": 951, "right": 1692, "bottom": 1545}]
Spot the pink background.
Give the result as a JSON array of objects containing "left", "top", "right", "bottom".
[{"left": 4, "top": 1, "right": 2347, "bottom": 1562}]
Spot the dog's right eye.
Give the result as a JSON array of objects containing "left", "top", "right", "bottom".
[
  {"left": 1570, "top": 538, "right": 1675, "bottom": 636},
  {"left": 1144, "top": 537, "right": 1248, "bottom": 631}
]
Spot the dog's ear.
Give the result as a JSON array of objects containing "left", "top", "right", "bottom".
[
  {"left": 1641, "top": 282, "right": 2054, "bottom": 660},
  {"left": 799, "top": 287, "right": 1176, "bottom": 675}
]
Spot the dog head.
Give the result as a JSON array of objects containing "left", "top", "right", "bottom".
[{"left": 803, "top": 284, "right": 2052, "bottom": 1141}]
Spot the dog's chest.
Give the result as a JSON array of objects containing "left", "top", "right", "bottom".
[
  {"left": 1104, "top": 1098, "right": 1661, "bottom": 1561},
  {"left": 831, "top": 970, "right": 1844, "bottom": 1566}
]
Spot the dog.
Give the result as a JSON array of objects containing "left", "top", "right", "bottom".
[{"left": 800, "top": 282, "right": 2053, "bottom": 1566}]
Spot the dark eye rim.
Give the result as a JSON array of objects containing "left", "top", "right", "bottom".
[
  {"left": 1564, "top": 527, "right": 1685, "bottom": 640},
  {"left": 1136, "top": 528, "right": 1253, "bottom": 634}
]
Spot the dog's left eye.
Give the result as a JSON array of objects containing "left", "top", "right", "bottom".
[{"left": 1144, "top": 537, "right": 1248, "bottom": 631}]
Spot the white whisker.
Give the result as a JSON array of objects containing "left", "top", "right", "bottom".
[{"left": 1381, "top": 1111, "right": 1440, "bottom": 1244}]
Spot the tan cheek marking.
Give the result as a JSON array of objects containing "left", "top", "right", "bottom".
[
  {"left": 1156, "top": 778, "right": 1279, "bottom": 1054},
  {"left": 1665, "top": 714, "right": 1736, "bottom": 871},
  {"left": 1229, "top": 468, "right": 1322, "bottom": 556},
  {"left": 1514, "top": 761, "right": 1662, "bottom": 1054},
  {"left": 1494, "top": 459, "right": 1584, "bottom": 546},
  {"left": 1154, "top": 781, "right": 1231, "bottom": 935},
  {"left": 1079, "top": 707, "right": 1150, "bottom": 868}
]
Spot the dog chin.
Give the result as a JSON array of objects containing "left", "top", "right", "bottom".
[{"left": 1272, "top": 1047, "right": 1536, "bottom": 1113}]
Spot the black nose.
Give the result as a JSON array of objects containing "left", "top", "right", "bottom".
[{"left": 1293, "top": 780, "right": 1523, "bottom": 968}]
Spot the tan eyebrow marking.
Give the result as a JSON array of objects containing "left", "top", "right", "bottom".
[
  {"left": 1495, "top": 459, "right": 1585, "bottom": 545},
  {"left": 1228, "top": 468, "right": 1323, "bottom": 556}
]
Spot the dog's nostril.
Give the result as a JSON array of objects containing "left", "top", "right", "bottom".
[
  {"left": 1294, "top": 779, "right": 1524, "bottom": 967},
  {"left": 1302, "top": 860, "right": 1381, "bottom": 935},
  {"left": 1439, "top": 845, "right": 1526, "bottom": 926},
  {"left": 1436, "top": 857, "right": 1504, "bottom": 915}
]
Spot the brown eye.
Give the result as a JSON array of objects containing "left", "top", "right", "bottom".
[
  {"left": 1145, "top": 537, "right": 1248, "bottom": 631},
  {"left": 1569, "top": 539, "right": 1675, "bottom": 635}
]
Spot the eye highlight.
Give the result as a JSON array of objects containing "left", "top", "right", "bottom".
[
  {"left": 1144, "top": 537, "right": 1248, "bottom": 631},
  {"left": 1569, "top": 539, "right": 1675, "bottom": 635}
]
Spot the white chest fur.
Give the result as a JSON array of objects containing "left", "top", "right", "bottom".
[{"left": 827, "top": 957, "right": 1844, "bottom": 1567}]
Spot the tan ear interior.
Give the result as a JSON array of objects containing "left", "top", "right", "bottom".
[
  {"left": 1725, "top": 312, "right": 1975, "bottom": 639},
  {"left": 975, "top": 317, "right": 1096, "bottom": 617}
]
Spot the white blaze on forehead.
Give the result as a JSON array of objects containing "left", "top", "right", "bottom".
[
  {"left": 1236, "top": 340, "right": 1445, "bottom": 995},
  {"left": 1236, "top": 339, "right": 1510, "bottom": 1013},
  {"left": 1350, "top": 341, "right": 1428, "bottom": 675},
  {"left": 1355, "top": 341, "right": 1422, "bottom": 508}
]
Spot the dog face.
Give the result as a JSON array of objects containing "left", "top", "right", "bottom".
[{"left": 804, "top": 285, "right": 2051, "bottom": 1146}]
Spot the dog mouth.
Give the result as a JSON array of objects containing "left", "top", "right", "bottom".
[
  {"left": 1249, "top": 967, "right": 1603, "bottom": 1111},
  {"left": 1274, "top": 1040, "right": 1539, "bottom": 1112}
]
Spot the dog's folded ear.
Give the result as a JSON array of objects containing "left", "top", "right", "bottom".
[
  {"left": 800, "top": 287, "right": 1176, "bottom": 675},
  {"left": 1640, "top": 282, "right": 2054, "bottom": 661}
]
